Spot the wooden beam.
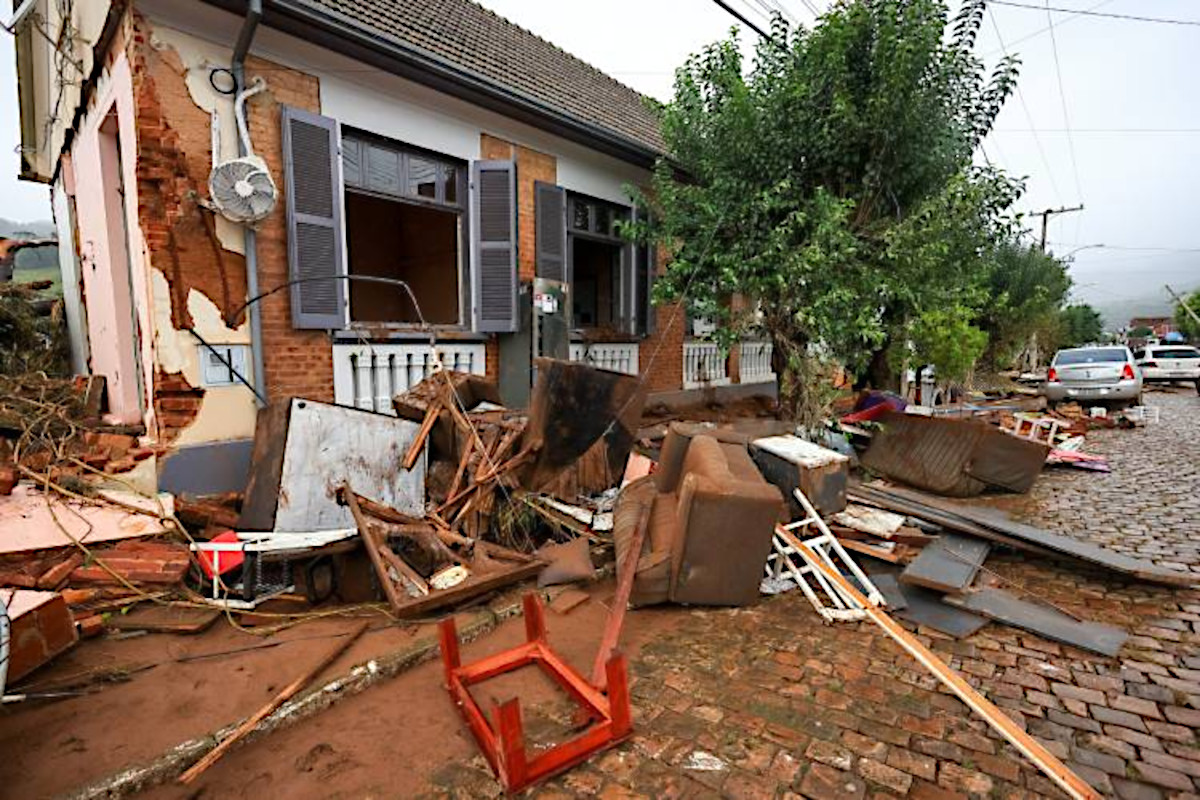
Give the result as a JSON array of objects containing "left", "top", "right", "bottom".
[
  {"left": 590, "top": 503, "right": 650, "bottom": 688},
  {"left": 343, "top": 482, "right": 407, "bottom": 614},
  {"left": 779, "top": 526, "right": 1101, "bottom": 800},
  {"left": 403, "top": 403, "right": 441, "bottom": 471},
  {"left": 179, "top": 621, "right": 368, "bottom": 784}
]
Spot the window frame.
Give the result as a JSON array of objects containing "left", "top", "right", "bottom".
[
  {"left": 565, "top": 191, "right": 634, "bottom": 338},
  {"left": 340, "top": 129, "right": 473, "bottom": 332}
]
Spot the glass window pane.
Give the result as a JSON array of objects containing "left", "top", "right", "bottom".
[
  {"left": 409, "top": 156, "right": 438, "bottom": 199},
  {"left": 572, "top": 200, "right": 591, "bottom": 231},
  {"left": 442, "top": 165, "right": 458, "bottom": 205},
  {"left": 342, "top": 138, "right": 362, "bottom": 188},
  {"left": 365, "top": 144, "right": 401, "bottom": 194},
  {"left": 595, "top": 205, "right": 612, "bottom": 236}
]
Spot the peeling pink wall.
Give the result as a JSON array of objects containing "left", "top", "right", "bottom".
[{"left": 67, "top": 50, "right": 156, "bottom": 427}]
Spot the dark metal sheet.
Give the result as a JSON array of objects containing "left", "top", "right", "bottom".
[
  {"left": 865, "top": 571, "right": 908, "bottom": 611},
  {"left": 946, "top": 588, "right": 1128, "bottom": 657},
  {"left": 900, "top": 534, "right": 991, "bottom": 594},
  {"left": 861, "top": 413, "right": 1047, "bottom": 497},
  {"left": 873, "top": 485, "right": 1199, "bottom": 588},
  {"left": 893, "top": 582, "right": 989, "bottom": 638}
]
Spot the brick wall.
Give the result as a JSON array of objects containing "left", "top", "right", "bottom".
[
  {"left": 640, "top": 245, "right": 684, "bottom": 392},
  {"left": 129, "top": 16, "right": 332, "bottom": 406}
]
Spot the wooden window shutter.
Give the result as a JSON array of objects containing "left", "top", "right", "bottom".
[
  {"left": 534, "top": 181, "right": 567, "bottom": 283},
  {"left": 281, "top": 106, "right": 346, "bottom": 330},
  {"left": 631, "top": 207, "right": 656, "bottom": 336},
  {"left": 472, "top": 160, "right": 518, "bottom": 333}
]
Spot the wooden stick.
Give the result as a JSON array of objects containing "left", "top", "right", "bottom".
[
  {"left": 447, "top": 436, "right": 476, "bottom": 500},
  {"left": 343, "top": 482, "right": 406, "bottom": 613},
  {"left": 403, "top": 403, "right": 441, "bottom": 471},
  {"left": 779, "top": 525, "right": 1101, "bottom": 800},
  {"left": 350, "top": 491, "right": 532, "bottom": 563},
  {"left": 590, "top": 502, "right": 650, "bottom": 688},
  {"left": 375, "top": 541, "right": 430, "bottom": 596},
  {"left": 178, "top": 621, "right": 368, "bottom": 784}
]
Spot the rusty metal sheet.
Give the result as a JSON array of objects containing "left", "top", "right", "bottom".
[
  {"left": 861, "top": 412, "right": 1047, "bottom": 497},
  {"left": 522, "top": 358, "right": 646, "bottom": 492}
]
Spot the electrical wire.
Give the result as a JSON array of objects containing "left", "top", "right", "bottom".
[
  {"left": 991, "top": 1, "right": 1200, "bottom": 27},
  {"left": 710, "top": 0, "right": 776, "bottom": 42},
  {"left": 987, "top": 8, "right": 1066, "bottom": 207},
  {"left": 1043, "top": 1, "right": 1085, "bottom": 245}
]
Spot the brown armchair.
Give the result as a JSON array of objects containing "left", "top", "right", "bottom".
[{"left": 615, "top": 425, "right": 785, "bottom": 607}]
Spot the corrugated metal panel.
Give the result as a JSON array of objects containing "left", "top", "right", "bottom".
[{"left": 862, "top": 412, "right": 1046, "bottom": 497}]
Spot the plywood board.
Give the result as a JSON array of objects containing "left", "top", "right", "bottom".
[
  {"left": 900, "top": 534, "right": 990, "bottom": 594},
  {"left": 272, "top": 400, "right": 425, "bottom": 532},
  {"left": 946, "top": 588, "right": 1128, "bottom": 657}
]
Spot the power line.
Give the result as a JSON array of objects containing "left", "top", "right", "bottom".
[
  {"left": 1043, "top": 1, "right": 1085, "bottom": 244},
  {"left": 996, "top": 128, "right": 1200, "bottom": 133},
  {"left": 982, "top": 0, "right": 1114, "bottom": 57},
  {"left": 991, "top": 1, "right": 1200, "bottom": 27},
  {"left": 1047, "top": 241, "right": 1200, "bottom": 253},
  {"left": 987, "top": 8, "right": 1066, "bottom": 205},
  {"left": 711, "top": 0, "right": 775, "bottom": 41}
]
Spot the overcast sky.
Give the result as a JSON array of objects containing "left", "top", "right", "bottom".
[{"left": 3, "top": 0, "right": 1197, "bottom": 323}]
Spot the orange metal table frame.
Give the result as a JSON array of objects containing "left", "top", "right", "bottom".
[{"left": 437, "top": 593, "right": 633, "bottom": 794}]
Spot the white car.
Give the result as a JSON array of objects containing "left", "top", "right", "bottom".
[{"left": 1134, "top": 345, "right": 1200, "bottom": 384}]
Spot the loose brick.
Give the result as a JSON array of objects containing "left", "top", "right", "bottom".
[
  {"left": 806, "top": 739, "right": 853, "bottom": 771},
  {"left": 1111, "top": 694, "right": 1164, "bottom": 719},
  {"left": 937, "top": 763, "right": 993, "bottom": 797}
]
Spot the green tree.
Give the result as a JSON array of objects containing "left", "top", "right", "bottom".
[
  {"left": 1174, "top": 290, "right": 1200, "bottom": 341},
  {"left": 632, "top": 0, "right": 1022, "bottom": 425},
  {"left": 976, "top": 242, "right": 1071, "bottom": 370},
  {"left": 1059, "top": 304, "right": 1103, "bottom": 347}
]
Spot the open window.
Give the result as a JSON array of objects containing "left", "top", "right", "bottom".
[
  {"left": 533, "top": 190, "right": 651, "bottom": 338},
  {"left": 342, "top": 133, "right": 467, "bottom": 326},
  {"left": 282, "top": 108, "right": 518, "bottom": 334}
]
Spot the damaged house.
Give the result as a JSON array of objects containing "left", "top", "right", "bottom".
[{"left": 12, "top": 0, "right": 778, "bottom": 495}]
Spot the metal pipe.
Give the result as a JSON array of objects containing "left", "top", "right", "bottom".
[{"left": 232, "top": 0, "right": 267, "bottom": 407}]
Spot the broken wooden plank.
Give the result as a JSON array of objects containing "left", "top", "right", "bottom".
[
  {"left": 837, "top": 537, "right": 902, "bottom": 564},
  {"left": 591, "top": 501, "right": 650, "bottom": 688},
  {"left": 342, "top": 483, "right": 407, "bottom": 614},
  {"left": 388, "top": 561, "right": 544, "bottom": 619},
  {"left": 900, "top": 533, "right": 991, "bottom": 594},
  {"left": 178, "top": 621, "right": 368, "bottom": 784},
  {"left": 403, "top": 403, "right": 441, "bottom": 471},
  {"left": 790, "top": 535, "right": 1101, "bottom": 800},
  {"left": 945, "top": 588, "right": 1128, "bottom": 657},
  {"left": 549, "top": 588, "right": 590, "bottom": 615}
]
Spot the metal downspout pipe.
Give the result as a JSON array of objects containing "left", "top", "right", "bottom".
[{"left": 232, "top": 0, "right": 268, "bottom": 407}]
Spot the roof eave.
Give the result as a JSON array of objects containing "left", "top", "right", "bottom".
[{"left": 200, "top": 0, "right": 663, "bottom": 169}]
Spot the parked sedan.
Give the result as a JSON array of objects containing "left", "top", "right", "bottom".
[
  {"left": 1134, "top": 345, "right": 1200, "bottom": 384},
  {"left": 1041, "top": 346, "right": 1143, "bottom": 408}
]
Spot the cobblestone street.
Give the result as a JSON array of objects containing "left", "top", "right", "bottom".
[{"left": 439, "top": 390, "right": 1200, "bottom": 800}]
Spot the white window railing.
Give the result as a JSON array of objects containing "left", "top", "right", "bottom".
[
  {"left": 739, "top": 341, "right": 776, "bottom": 385},
  {"left": 683, "top": 341, "right": 731, "bottom": 390},
  {"left": 332, "top": 342, "right": 487, "bottom": 413},
  {"left": 568, "top": 342, "right": 639, "bottom": 376}
]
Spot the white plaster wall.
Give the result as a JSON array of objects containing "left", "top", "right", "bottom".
[
  {"left": 51, "top": 177, "right": 89, "bottom": 376},
  {"left": 67, "top": 50, "right": 156, "bottom": 428}
]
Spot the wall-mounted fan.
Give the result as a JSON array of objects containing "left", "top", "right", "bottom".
[{"left": 208, "top": 77, "right": 277, "bottom": 225}]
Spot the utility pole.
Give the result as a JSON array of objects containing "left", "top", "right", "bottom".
[
  {"left": 1036, "top": 205, "right": 1085, "bottom": 252},
  {"left": 1165, "top": 284, "right": 1200, "bottom": 329}
]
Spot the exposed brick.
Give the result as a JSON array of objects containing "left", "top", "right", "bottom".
[
  {"left": 806, "top": 739, "right": 853, "bottom": 771},
  {"left": 1131, "top": 761, "right": 1194, "bottom": 791},
  {"left": 799, "top": 763, "right": 865, "bottom": 800},
  {"left": 1050, "top": 682, "right": 1107, "bottom": 706},
  {"left": 857, "top": 758, "right": 913, "bottom": 795},
  {"left": 1110, "top": 694, "right": 1163, "bottom": 719},
  {"left": 936, "top": 763, "right": 993, "bottom": 797},
  {"left": 1090, "top": 704, "right": 1149, "bottom": 732}
]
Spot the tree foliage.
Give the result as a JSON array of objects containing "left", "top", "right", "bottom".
[
  {"left": 976, "top": 242, "right": 1071, "bottom": 370},
  {"left": 633, "top": 0, "right": 1023, "bottom": 424},
  {"left": 1174, "top": 290, "right": 1200, "bottom": 341},
  {"left": 1059, "top": 304, "right": 1104, "bottom": 347}
]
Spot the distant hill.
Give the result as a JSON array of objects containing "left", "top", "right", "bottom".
[{"left": 0, "top": 217, "right": 54, "bottom": 239}]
